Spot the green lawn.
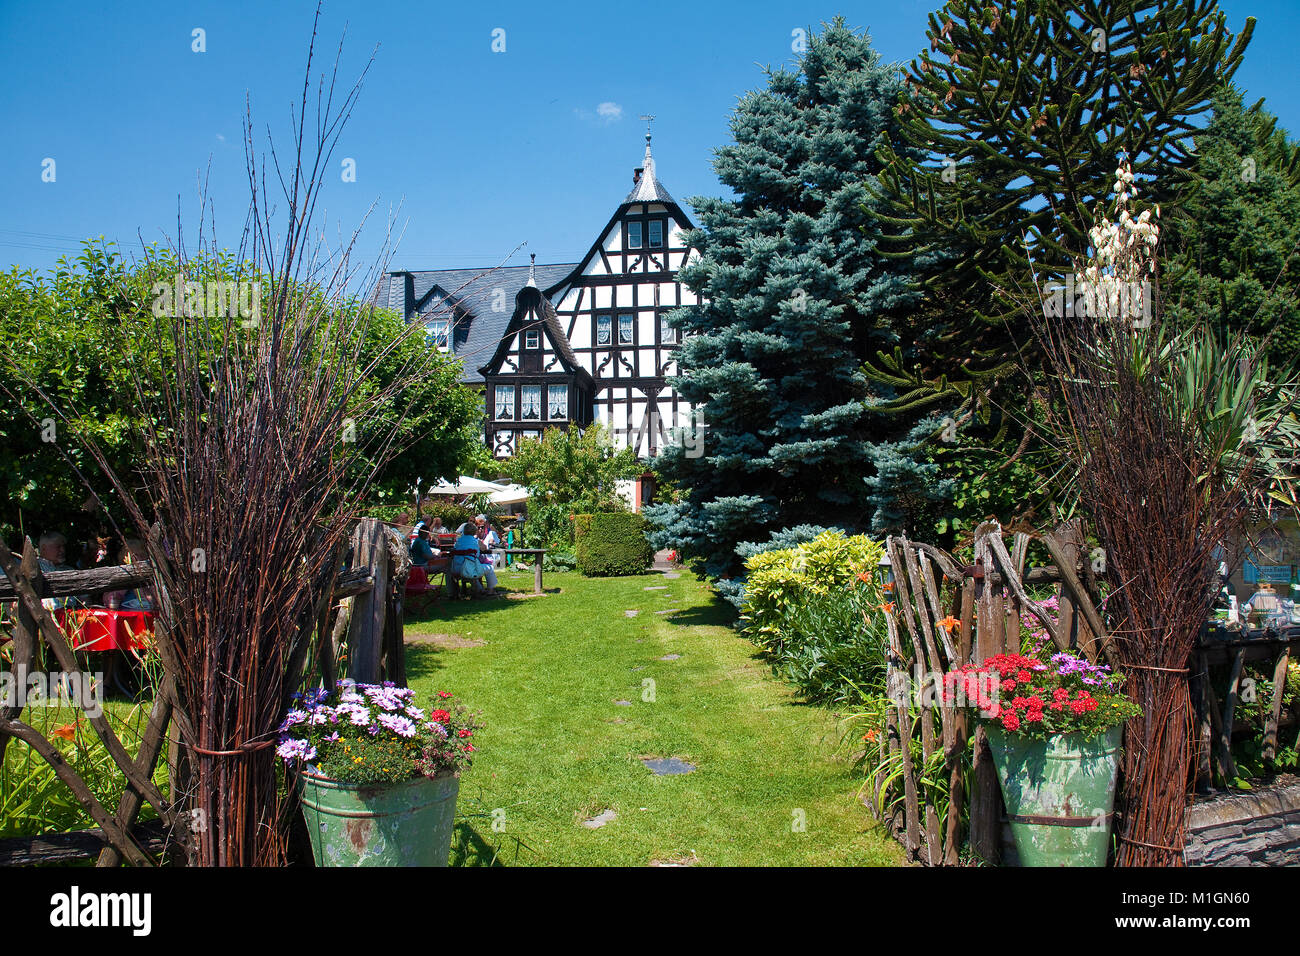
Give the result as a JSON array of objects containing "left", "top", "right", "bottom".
[{"left": 404, "top": 567, "right": 903, "bottom": 866}]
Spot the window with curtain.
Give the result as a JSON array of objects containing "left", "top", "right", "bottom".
[
  {"left": 521, "top": 385, "right": 541, "bottom": 420},
  {"left": 597, "top": 315, "right": 611, "bottom": 345},
  {"left": 495, "top": 385, "right": 514, "bottom": 420},
  {"left": 548, "top": 385, "right": 568, "bottom": 420},
  {"left": 659, "top": 313, "right": 676, "bottom": 344},
  {"left": 618, "top": 314, "right": 634, "bottom": 345}
]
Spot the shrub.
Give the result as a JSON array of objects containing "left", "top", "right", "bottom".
[
  {"left": 420, "top": 501, "right": 474, "bottom": 533},
  {"left": 573, "top": 512, "right": 654, "bottom": 577},
  {"left": 739, "top": 530, "right": 888, "bottom": 705}
]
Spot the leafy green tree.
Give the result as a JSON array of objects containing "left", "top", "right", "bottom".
[
  {"left": 646, "top": 18, "right": 921, "bottom": 583},
  {"left": 504, "top": 424, "right": 642, "bottom": 547},
  {"left": 1162, "top": 85, "right": 1300, "bottom": 359},
  {"left": 0, "top": 241, "right": 482, "bottom": 550}
]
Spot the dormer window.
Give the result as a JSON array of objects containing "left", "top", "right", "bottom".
[
  {"left": 627, "top": 221, "right": 643, "bottom": 249},
  {"left": 426, "top": 318, "right": 450, "bottom": 350},
  {"left": 648, "top": 220, "right": 664, "bottom": 248},
  {"left": 524, "top": 328, "right": 540, "bottom": 349}
]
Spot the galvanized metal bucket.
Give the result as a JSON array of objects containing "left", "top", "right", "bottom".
[
  {"left": 299, "top": 770, "right": 460, "bottom": 867},
  {"left": 984, "top": 724, "right": 1122, "bottom": 867}
]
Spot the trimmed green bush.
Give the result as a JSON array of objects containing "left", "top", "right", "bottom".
[{"left": 573, "top": 512, "right": 654, "bottom": 577}]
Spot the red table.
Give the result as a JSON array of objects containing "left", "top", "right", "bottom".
[{"left": 53, "top": 608, "right": 155, "bottom": 652}]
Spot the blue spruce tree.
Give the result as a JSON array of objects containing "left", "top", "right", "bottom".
[{"left": 645, "top": 19, "right": 924, "bottom": 594}]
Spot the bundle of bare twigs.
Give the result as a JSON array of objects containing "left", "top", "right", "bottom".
[
  {"left": 1021, "top": 163, "right": 1299, "bottom": 864},
  {"left": 53, "top": 21, "right": 449, "bottom": 865}
]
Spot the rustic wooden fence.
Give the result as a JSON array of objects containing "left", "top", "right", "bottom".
[
  {"left": 0, "top": 517, "right": 408, "bottom": 866},
  {"left": 872, "top": 519, "right": 1113, "bottom": 865}
]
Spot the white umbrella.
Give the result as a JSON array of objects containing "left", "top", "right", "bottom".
[
  {"left": 489, "top": 483, "right": 529, "bottom": 505},
  {"left": 428, "top": 476, "right": 507, "bottom": 496}
]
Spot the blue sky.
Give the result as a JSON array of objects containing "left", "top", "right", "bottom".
[{"left": 1, "top": 0, "right": 1296, "bottom": 281}]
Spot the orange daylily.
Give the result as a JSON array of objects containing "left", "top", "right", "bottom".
[
  {"left": 52, "top": 724, "right": 77, "bottom": 742},
  {"left": 855, "top": 571, "right": 873, "bottom": 585},
  {"left": 879, "top": 601, "right": 896, "bottom": 615},
  {"left": 938, "top": 615, "right": 962, "bottom": 632},
  {"left": 862, "top": 729, "right": 879, "bottom": 744},
  {"left": 882, "top": 580, "right": 895, "bottom": 593}
]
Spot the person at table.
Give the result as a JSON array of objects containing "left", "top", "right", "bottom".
[
  {"left": 37, "top": 531, "right": 73, "bottom": 573},
  {"left": 452, "top": 522, "right": 498, "bottom": 597},
  {"left": 104, "top": 539, "right": 155, "bottom": 611},
  {"left": 476, "top": 514, "right": 503, "bottom": 568},
  {"left": 409, "top": 524, "right": 438, "bottom": 568}
]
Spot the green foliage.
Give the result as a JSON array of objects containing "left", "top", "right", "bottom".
[
  {"left": 1164, "top": 85, "right": 1300, "bottom": 362},
  {"left": 504, "top": 424, "right": 642, "bottom": 515},
  {"left": 522, "top": 502, "right": 576, "bottom": 549},
  {"left": 739, "top": 531, "right": 889, "bottom": 705},
  {"left": 646, "top": 18, "right": 921, "bottom": 579},
  {"left": 420, "top": 501, "right": 476, "bottom": 533},
  {"left": 864, "top": 0, "right": 1257, "bottom": 538},
  {"left": 573, "top": 512, "right": 654, "bottom": 577},
  {"left": 0, "top": 241, "right": 483, "bottom": 547},
  {"left": 0, "top": 703, "right": 167, "bottom": 838}
]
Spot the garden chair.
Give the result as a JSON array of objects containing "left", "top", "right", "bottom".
[{"left": 404, "top": 566, "right": 439, "bottom": 614}]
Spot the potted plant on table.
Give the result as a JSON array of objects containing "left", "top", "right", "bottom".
[
  {"left": 277, "top": 681, "right": 481, "bottom": 866},
  {"left": 944, "top": 652, "right": 1140, "bottom": 866}
]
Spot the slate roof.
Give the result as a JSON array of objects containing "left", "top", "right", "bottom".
[
  {"left": 624, "top": 140, "right": 675, "bottom": 205},
  {"left": 372, "top": 263, "right": 576, "bottom": 384}
]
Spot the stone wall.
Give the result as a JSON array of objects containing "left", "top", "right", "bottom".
[{"left": 1184, "top": 780, "right": 1300, "bottom": 866}]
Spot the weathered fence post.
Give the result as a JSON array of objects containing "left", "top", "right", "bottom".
[{"left": 345, "top": 519, "right": 389, "bottom": 683}]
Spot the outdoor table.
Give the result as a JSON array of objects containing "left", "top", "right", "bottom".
[
  {"left": 493, "top": 549, "right": 547, "bottom": 594},
  {"left": 52, "top": 607, "right": 156, "bottom": 695},
  {"left": 53, "top": 607, "right": 155, "bottom": 652}
]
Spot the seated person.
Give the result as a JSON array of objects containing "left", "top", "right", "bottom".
[
  {"left": 117, "top": 539, "right": 156, "bottom": 611},
  {"left": 450, "top": 523, "right": 498, "bottom": 597},
  {"left": 408, "top": 525, "right": 438, "bottom": 568}
]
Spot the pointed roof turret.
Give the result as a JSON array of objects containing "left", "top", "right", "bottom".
[
  {"left": 625, "top": 123, "right": 675, "bottom": 204},
  {"left": 525, "top": 253, "right": 537, "bottom": 288}
]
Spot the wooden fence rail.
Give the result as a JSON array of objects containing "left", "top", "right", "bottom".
[
  {"left": 875, "top": 519, "right": 1111, "bottom": 865},
  {"left": 0, "top": 518, "right": 408, "bottom": 866}
]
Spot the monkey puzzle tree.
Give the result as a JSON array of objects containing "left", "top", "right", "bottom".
[{"left": 862, "top": 0, "right": 1255, "bottom": 537}]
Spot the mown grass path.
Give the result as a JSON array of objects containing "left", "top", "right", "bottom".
[{"left": 404, "top": 567, "right": 902, "bottom": 866}]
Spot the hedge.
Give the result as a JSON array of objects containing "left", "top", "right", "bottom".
[{"left": 573, "top": 512, "right": 654, "bottom": 576}]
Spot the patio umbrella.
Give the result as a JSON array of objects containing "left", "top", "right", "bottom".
[
  {"left": 428, "top": 476, "right": 508, "bottom": 496},
  {"left": 489, "top": 483, "right": 529, "bottom": 506}
]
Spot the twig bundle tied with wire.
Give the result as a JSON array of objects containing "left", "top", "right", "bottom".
[
  {"left": 50, "top": 21, "right": 462, "bottom": 865},
  {"left": 1026, "top": 161, "right": 1299, "bottom": 865}
]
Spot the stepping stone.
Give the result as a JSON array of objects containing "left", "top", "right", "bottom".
[
  {"left": 624, "top": 609, "right": 639, "bottom": 617},
  {"left": 644, "top": 586, "right": 668, "bottom": 591},
  {"left": 662, "top": 572, "right": 680, "bottom": 579},
  {"left": 655, "top": 609, "right": 681, "bottom": 615},
  {"left": 658, "top": 654, "right": 681, "bottom": 661},
  {"left": 582, "top": 809, "right": 617, "bottom": 829},
  {"left": 613, "top": 699, "right": 632, "bottom": 707},
  {"left": 642, "top": 756, "right": 696, "bottom": 775},
  {"left": 630, "top": 666, "right": 645, "bottom": 671}
]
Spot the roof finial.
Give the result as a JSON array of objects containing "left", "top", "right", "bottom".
[
  {"left": 640, "top": 114, "right": 655, "bottom": 156},
  {"left": 526, "top": 253, "right": 537, "bottom": 288}
]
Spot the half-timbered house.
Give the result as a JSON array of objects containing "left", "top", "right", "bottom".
[{"left": 374, "top": 133, "right": 699, "bottom": 464}]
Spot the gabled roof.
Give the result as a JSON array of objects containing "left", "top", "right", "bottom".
[
  {"left": 478, "top": 280, "right": 593, "bottom": 386},
  {"left": 371, "top": 263, "right": 575, "bottom": 384}
]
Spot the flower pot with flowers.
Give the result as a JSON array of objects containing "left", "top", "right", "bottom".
[
  {"left": 944, "top": 652, "right": 1140, "bottom": 866},
  {"left": 277, "top": 681, "right": 481, "bottom": 866}
]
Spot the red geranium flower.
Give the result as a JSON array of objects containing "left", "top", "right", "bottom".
[
  {"left": 430, "top": 709, "right": 451, "bottom": 722},
  {"left": 1002, "top": 713, "right": 1020, "bottom": 731}
]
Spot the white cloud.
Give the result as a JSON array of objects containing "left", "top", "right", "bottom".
[{"left": 574, "top": 102, "right": 624, "bottom": 126}]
